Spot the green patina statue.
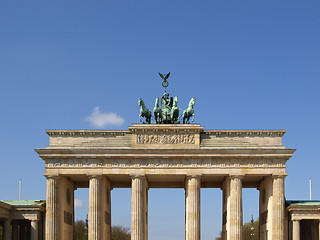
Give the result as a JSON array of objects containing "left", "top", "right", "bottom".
[
  {"left": 171, "top": 96, "right": 180, "bottom": 124},
  {"left": 138, "top": 72, "right": 196, "bottom": 124},
  {"left": 153, "top": 97, "right": 162, "bottom": 124},
  {"left": 182, "top": 97, "right": 196, "bottom": 124},
  {"left": 138, "top": 98, "right": 151, "bottom": 124},
  {"left": 161, "top": 92, "right": 173, "bottom": 123}
]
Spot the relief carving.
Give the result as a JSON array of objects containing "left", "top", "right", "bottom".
[
  {"left": 137, "top": 133, "right": 195, "bottom": 144},
  {"left": 47, "top": 157, "right": 286, "bottom": 169},
  {"left": 53, "top": 160, "right": 62, "bottom": 167}
]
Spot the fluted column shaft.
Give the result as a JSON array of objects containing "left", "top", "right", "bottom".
[
  {"left": 12, "top": 222, "right": 18, "bottom": 240},
  {"left": 185, "top": 175, "right": 201, "bottom": 240},
  {"left": 89, "top": 176, "right": 102, "bottom": 240},
  {"left": 131, "top": 175, "right": 147, "bottom": 240},
  {"left": 31, "top": 220, "right": 38, "bottom": 240},
  {"left": 272, "top": 175, "right": 286, "bottom": 240},
  {"left": 106, "top": 182, "right": 112, "bottom": 240},
  {"left": 318, "top": 220, "right": 320, "bottom": 240},
  {"left": 228, "top": 175, "right": 243, "bottom": 240},
  {"left": 46, "top": 176, "right": 59, "bottom": 240},
  {"left": 292, "top": 220, "right": 300, "bottom": 240},
  {"left": 20, "top": 222, "right": 26, "bottom": 240},
  {"left": 3, "top": 219, "right": 11, "bottom": 240}
]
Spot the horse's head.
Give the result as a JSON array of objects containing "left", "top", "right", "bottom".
[
  {"left": 138, "top": 98, "right": 142, "bottom": 106},
  {"left": 155, "top": 97, "right": 159, "bottom": 106},
  {"left": 190, "top": 98, "right": 196, "bottom": 106},
  {"left": 173, "top": 96, "right": 178, "bottom": 107}
]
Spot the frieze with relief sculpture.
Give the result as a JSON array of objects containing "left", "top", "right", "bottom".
[
  {"left": 136, "top": 133, "right": 195, "bottom": 144},
  {"left": 45, "top": 158, "right": 286, "bottom": 169}
]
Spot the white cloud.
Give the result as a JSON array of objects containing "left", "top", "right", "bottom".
[
  {"left": 74, "top": 199, "right": 83, "bottom": 208},
  {"left": 85, "top": 107, "right": 124, "bottom": 128}
]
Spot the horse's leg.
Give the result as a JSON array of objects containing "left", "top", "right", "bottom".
[
  {"left": 147, "top": 112, "right": 151, "bottom": 124},
  {"left": 139, "top": 113, "right": 142, "bottom": 122},
  {"left": 187, "top": 115, "right": 191, "bottom": 124},
  {"left": 192, "top": 113, "right": 195, "bottom": 122}
]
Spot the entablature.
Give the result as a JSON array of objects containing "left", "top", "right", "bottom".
[{"left": 43, "top": 124, "right": 289, "bottom": 149}]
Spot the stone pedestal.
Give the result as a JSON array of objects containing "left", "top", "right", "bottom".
[
  {"left": 272, "top": 175, "right": 286, "bottom": 240},
  {"left": 88, "top": 175, "right": 102, "bottom": 240},
  {"left": 185, "top": 175, "right": 201, "bottom": 240},
  {"left": 46, "top": 176, "right": 59, "bottom": 240},
  {"left": 292, "top": 220, "right": 300, "bottom": 240},
  {"left": 228, "top": 175, "right": 243, "bottom": 240},
  {"left": 131, "top": 175, "right": 148, "bottom": 240}
]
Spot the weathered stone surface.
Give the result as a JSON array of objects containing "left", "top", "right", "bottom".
[{"left": 36, "top": 124, "right": 295, "bottom": 240}]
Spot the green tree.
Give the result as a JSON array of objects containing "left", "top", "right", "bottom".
[
  {"left": 243, "top": 219, "right": 259, "bottom": 240},
  {"left": 214, "top": 219, "right": 259, "bottom": 240},
  {"left": 73, "top": 220, "right": 131, "bottom": 240},
  {"left": 74, "top": 220, "right": 87, "bottom": 240},
  {"left": 111, "top": 225, "right": 131, "bottom": 240}
]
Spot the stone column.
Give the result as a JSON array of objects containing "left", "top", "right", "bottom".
[
  {"left": 3, "top": 219, "right": 11, "bottom": 240},
  {"left": 292, "top": 220, "right": 300, "bottom": 240},
  {"left": 12, "top": 222, "right": 18, "bottom": 240},
  {"left": 105, "top": 180, "right": 112, "bottom": 240},
  {"left": 20, "top": 222, "right": 26, "bottom": 240},
  {"left": 45, "top": 175, "right": 59, "bottom": 240},
  {"left": 319, "top": 220, "right": 320, "bottom": 240},
  {"left": 228, "top": 175, "right": 243, "bottom": 240},
  {"left": 221, "top": 179, "right": 229, "bottom": 240},
  {"left": 31, "top": 220, "right": 39, "bottom": 240},
  {"left": 185, "top": 175, "right": 201, "bottom": 240},
  {"left": 88, "top": 175, "right": 102, "bottom": 240},
  {"left": 272, "top": 175, "right": 286, "bottom": 240},
  {"left": 131, "top": 175, "right": 148, "bottom": 240}
]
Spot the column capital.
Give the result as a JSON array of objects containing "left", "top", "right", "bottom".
[
  {"left": 130, "top": 174, "right": 146, "bottom": 180},
  {"left": 229, "top": 174, "right": 245, "bottom": 180},
  {"left": 44, "top": 174, "right": 60, "bottom": 180},
  {"left": 272, "top": 174, "right": 287, "bottom": 180},
  {"left": 87, "top": 174, "right": 103, "bottom": 180},
  {"left": 186, "top": 174, "right": 202, "bottom": 180}
]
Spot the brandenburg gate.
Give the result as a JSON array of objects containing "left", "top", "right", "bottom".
[
  {"left": 36, "top": 73, "right": 295, "bottom": 240},
  {"left": 36, "top": 124, "right": 295, "bottom": 240}
]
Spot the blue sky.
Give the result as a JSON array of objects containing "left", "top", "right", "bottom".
[{"left": 0, "top": 1, "right": 320, "bottom": 239}]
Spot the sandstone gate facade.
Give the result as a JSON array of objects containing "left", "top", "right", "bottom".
[{"left": 36, "top": 124, "right": 295, "bottom": 240}]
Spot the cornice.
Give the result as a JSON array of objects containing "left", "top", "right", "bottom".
[
  {"left": 203, "top": 130, "right": 286, "bottom": 137},
  {"left": 46, "top": 130, "right": 130, "bottom": 137},
  {"left": 287, "top": 206, "right": 320, "bottom": 211},
  {"left": 129, "top": 124, "right": 203, "bottom": 133},
  {"left": 45, "top": 129, "right": 286, "bottom": 137},
  {"left": 35, "top": 148, "right": 296, "bottom": 160}
]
